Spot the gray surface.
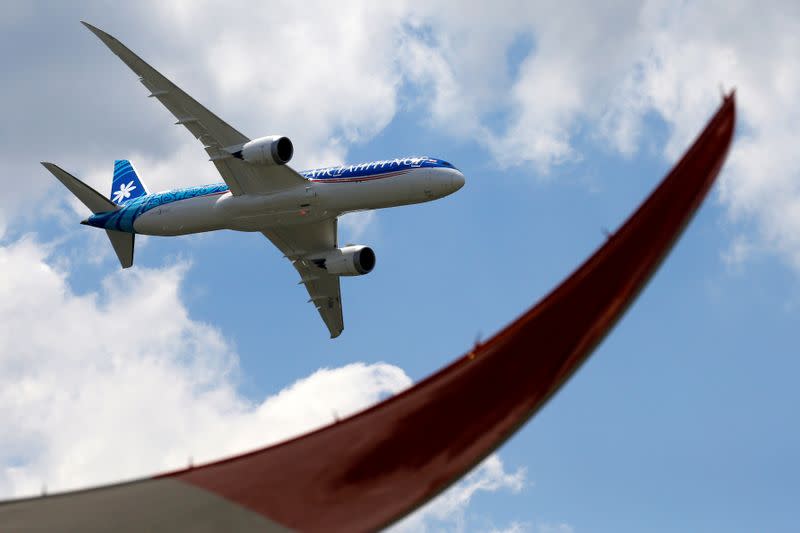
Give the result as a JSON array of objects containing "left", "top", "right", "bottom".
[
  {"left": 0, "top": 477, "right": 290, "bottom": 532},
  {"left": 105, "top": 229, "right": 134, "bottom": 268},
  {"left": 41, "top": 162, "right": 117, "bottom": 215}
]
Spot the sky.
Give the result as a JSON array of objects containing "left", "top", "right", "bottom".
[{"left": 1, "top": 1, "right": 799, "bottom": 531}]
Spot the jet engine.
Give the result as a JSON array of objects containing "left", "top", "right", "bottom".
[
  {"left": 311, "top": 245, "right": 376, "bottom": 276},
  {"left": 232, "top": 135, "right": 294, "bottom": 165}
]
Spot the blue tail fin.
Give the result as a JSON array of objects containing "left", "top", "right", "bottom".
[{"left": 111, "top": 160, "right": 148, "bottom": 205}]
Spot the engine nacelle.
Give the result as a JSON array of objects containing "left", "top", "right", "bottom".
[
  {"left": 311, "top": 245, "right": 376, "bottom": 276},
  {"left": 232, "top": 135, "right": 294, "bottom": 165}
]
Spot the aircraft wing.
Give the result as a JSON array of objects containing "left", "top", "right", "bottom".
[
  {"left": 262, "top": 219, "right": 344, "bottom": 338},
  {"left": 82, "top": 22, "right": 305, "bottom": 196}
]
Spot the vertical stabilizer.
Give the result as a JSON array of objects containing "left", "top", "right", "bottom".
[
  {"left": 111, "top": 160, "right": 148, "bottom": 205},
  {"left": 105, "top": 230, "right": 135, "bottom": 269}
]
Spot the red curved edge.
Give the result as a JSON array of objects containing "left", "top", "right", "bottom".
[{"left": 160, "top": 95, "right": 735, "bottom": 531}]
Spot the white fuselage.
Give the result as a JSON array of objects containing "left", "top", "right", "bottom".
[{"left": 127, "top": 163, "right": 464, "bottom": 236}]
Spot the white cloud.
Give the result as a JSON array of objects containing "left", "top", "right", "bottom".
[
  {"left": 390, "top": 454, "right": 527, "bottom": 532},
  {"left": 128, "top": 0, "right": 418, "bottom": 173},
  {"left": 392, "top": 1, "right": 648, "bottom": 173},
  {"left": 561, "top": 2, "right": 800, "bottom": 271},
  {"left": 0, "top": 234, "right": 412, "bottom": 497}
]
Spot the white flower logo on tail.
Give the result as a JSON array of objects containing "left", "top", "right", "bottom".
[{"left": 113, "top": 181, "right": 137, "bottom": 203}]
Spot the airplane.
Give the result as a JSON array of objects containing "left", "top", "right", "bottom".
[{"left": 42, "top": 22, "right": 465, "bottom": 339}]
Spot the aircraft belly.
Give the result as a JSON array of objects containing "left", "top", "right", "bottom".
[
  {"left": 134, "top": 195, "right": 225, "bottom": 236},
  {"left": 227, "top": 208, "right": 332, "bottom": 231},
  {"left": 212, "top": 185, "right": 329, "bottom": 231}
]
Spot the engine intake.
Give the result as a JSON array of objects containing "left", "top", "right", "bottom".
[
  {"left": 311, "top": 245, "right": 376, "bottom": 276},
  {"left": 233, "top": 135, "right": 293, "bottom": 165}
]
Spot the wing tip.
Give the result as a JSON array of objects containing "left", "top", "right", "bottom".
[
  {"left": 81, "top": 21, "right": 114, "bottom": 42},
  {"left": 329, "top": 323, "right": 344, "bottom": 339},
  {"left": 40, "top": 161, "right": 60, "bottom": 174}
]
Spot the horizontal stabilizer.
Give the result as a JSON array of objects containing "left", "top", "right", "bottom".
[
  {"left": 105, "top": 230, "right": 135, "bottom": 269},
  {"left": 41, "top": 162, "right": 118, "bottom": 214}
]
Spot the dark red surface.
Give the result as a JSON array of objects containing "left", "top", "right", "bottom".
[{"left": 166, "top": 95, "right": 736, "bottom": 532}]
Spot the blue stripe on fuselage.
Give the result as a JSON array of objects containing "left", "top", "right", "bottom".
[
  {"left": 86, "top": 156, "right": 455, "bottom": 232},
  {"left": 87, "top": 183, "right": 228, "bottom": 232},
  {"left": 301, "top": 156, "right": 455, "bottom": 180}
]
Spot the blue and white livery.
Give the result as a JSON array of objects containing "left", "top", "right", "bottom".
[
  {"left": 42, "top": 22, "right": 465, "bottom": 339},
  {"left": 111, "top": 159, "right": 148, "bottom": 205}
]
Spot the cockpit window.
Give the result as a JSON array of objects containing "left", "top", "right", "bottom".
[{"left": 438, "top": 159, "right": 458, "bottom": 170}]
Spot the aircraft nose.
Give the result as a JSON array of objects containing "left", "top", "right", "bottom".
[
  {"left": 451, "top": 171, "right": 465, "bottom": 192},
  {"left": 432, "top": 168, "right": 465, "bottom": 197}
]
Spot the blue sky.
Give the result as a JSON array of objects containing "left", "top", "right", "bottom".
[{"left": 2, "top": 2, "right": 799, "bottom": 532}]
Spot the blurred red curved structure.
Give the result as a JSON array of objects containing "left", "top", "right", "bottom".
[{"left": 0, "top": 95, "right": 735, "bottom": 532}]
